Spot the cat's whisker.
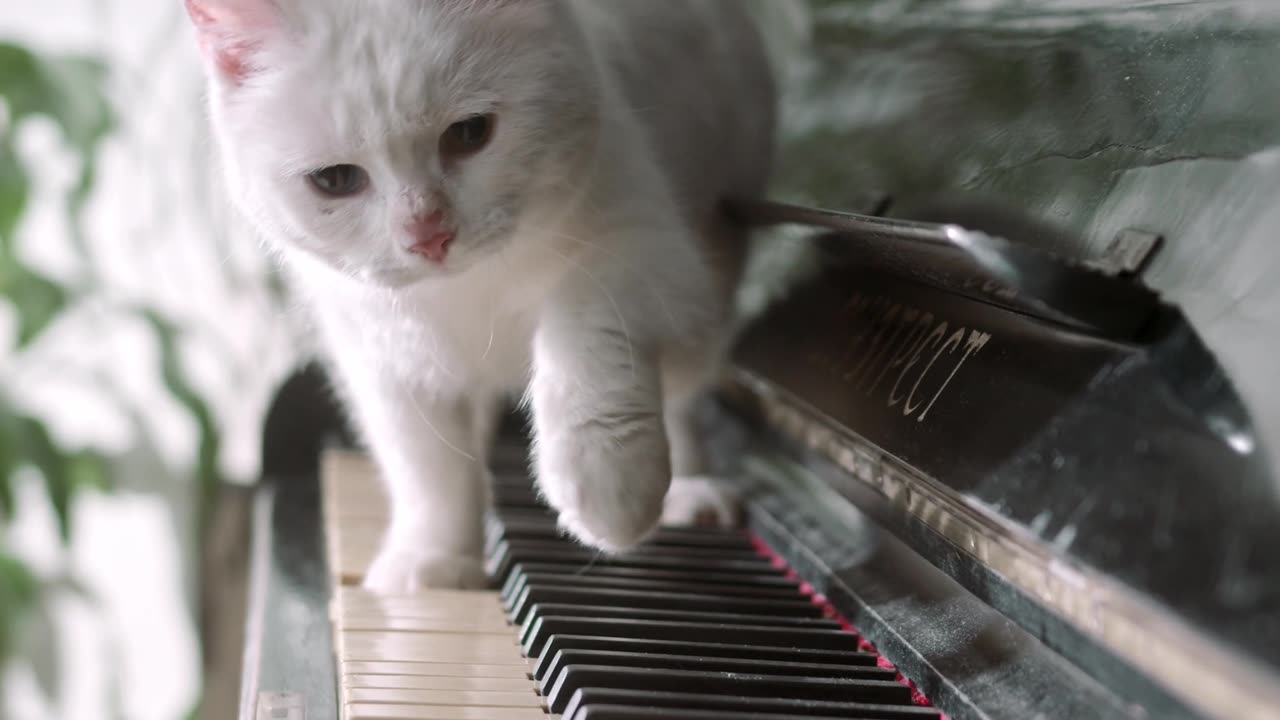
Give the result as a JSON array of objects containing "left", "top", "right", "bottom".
[
  {"left": 483, "top": 241, "right": 516, "bottom": 362},
  {"left": 427, "top": 326, "right": 462, "bottom": 385},
  {"left": 409, "top": 395, "right": 477, "bottom": 463},
  {"left": 526, "top": 237, "right": 638, "bottom": 381},
  {"left": 533, "top": 227, "right": 683, "bottom": 335},
  {"left": 482, "top": 317, "right": 497, "bottom": 361}
]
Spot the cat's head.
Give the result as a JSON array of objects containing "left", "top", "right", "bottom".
[{"left": 187, "top": 0, "right": 597, "bottom": 287}]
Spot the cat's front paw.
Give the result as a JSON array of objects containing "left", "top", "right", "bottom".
[
  {"left": 538, "top": 427, "right": 671, "bottom": 553},
  {"left": 362, "top": 547, "right": 488, "bottom": 593},
  {"left": 661, "top": 475, "right": 743, "bottom": 529}
]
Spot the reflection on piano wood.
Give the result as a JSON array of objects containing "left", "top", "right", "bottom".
[{"left": 318, "top": 446, "right": 944, "bottom": 720}]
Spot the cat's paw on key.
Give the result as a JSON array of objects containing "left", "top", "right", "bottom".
[
  {"left": 549, "top": 474, "right": 671, "bottom": 553},
  {"left": 661, "top": 475, "right": 743, "bottom": 529},
  {"left": 363, "top": 548, "right": 488, "bottom": 593},
  {"left": 539, "top": 439, "right": 672, "bottom": 553}
]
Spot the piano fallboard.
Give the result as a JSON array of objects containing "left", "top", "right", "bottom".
[{"left": 723, "top": 232, "right": 1280, "bottom": 720}]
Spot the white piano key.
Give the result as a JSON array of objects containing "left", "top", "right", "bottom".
[
  {"left": 346, "top": 688, "right": 541, "bottom": 709},
  {"left": 341, "top": 617, "right": 512, "bottom": 634},
  {"left": 345, "top": 703, "right": 546, "bottom": 720},
  {"left": 341, "top": 662, "right": 531, "bottom": 680},
  {"left": 338, "top": 588, "right": 506, "bottom": 608},
  {"left": 344, "top": 675, "right": 537, "bottom": 692},
  {"left": 338, "top": 604, "right": 511, "bottom": 622},
  {"left": 324, "top": 450, "right": 547, "bottom": 720},
  {"left": 338, "top": 602, "right": 510, "bottom": 620},
  {"left": 338, "top": 632, "right": 525, "bottom": 665}
]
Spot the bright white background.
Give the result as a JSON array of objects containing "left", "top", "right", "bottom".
[{"left": 1, "top": 3, "right": 300, "bottom": 719}]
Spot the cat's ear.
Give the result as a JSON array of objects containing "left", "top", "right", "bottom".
[{"left": 184, "top": 0, "right": 280, "bottom": 84}]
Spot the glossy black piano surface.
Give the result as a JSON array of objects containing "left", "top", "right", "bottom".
[
  {"left": 245, "top": 373, "right": 1139, "bottom": 720},
  {"left": 732, "top": 1, "right": 1280, "bottom": 716}
]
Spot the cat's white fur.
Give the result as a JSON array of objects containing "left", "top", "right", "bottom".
[{"left": 187, "top": 0, "right": 776, "bottom": 589}]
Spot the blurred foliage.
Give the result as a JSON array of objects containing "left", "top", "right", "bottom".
[
  {"left": 0, "top": 37, "right": 235, "bottom": 720},
  {"left": 0, "top": 39, "right": 116, "bottom": 698},
  {"left": 0, "top": 35, "right": 231, "bottom": 716},
  {"left": 0, "top": 550, "right": 37, "bottom": 662},
  {"left": 142, "top": 310, "right": 224, "bottom": 538}
]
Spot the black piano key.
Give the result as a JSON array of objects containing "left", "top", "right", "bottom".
[
  {"left": 500, "top": 563, "right": 797, "bottom": 600},
  {"left": 488, "top": 474, "right": 531, "bottom": 486},
  {"left": 491, "top": 467, "right": 531, "bottom": 478},
  {"left": 490, "top": 489, "right": 547, "bottom": 510},
  {"left": 489, "top": 518, "right": 756, "bottom": 550},
  {"left": 489, "top": 508, "right": 557, "bottom": 523},
  {"left": 490, "top": 471, "right": 535, "bottom": 485},
  {"left": 522, "top": 616, "right": 862, "bottom": 657},
  {"left": 489, "top": 538, "right": 774, "bottom": 575},
  {"left": 539, "top": 649, "right": 897, "bottom": 694},
  {"left": 481, "top": 452, "right": 939, "bottom": 719},
  {"left": 489, "top": 470, "right": 532, "bottom": 483},
  {"left": 635, "top": 530, "right": 758, "bottom": 551},
  {"left": 486, "top": 517, "right": 560, "bottom": 541},
  {"left": 571, "top": 707, "right": 918, "bottom": 720},
  {"left": 495, "top": 538, "right": 763, "bottom": 560},
  {"left": 502, "top": 571, "right": 802, "bottom": 608},
  {"left": 561, "top": 689, "right": 940, "bottom": 720},
  {"left": 532, "top": 636, "right": 880, "bottom": 682},
  {"left": 487, "top": 442, "right": 529, "bottom": 464},
  {"left": 488, "top": 511, "right": 558, "bottom": 532},
  {"left": 544, "top": 665, "right": 913, "bottom": 714},
  {"left": 518, "top": 604, "right": 842, "bottom": 648},
  {"left": 488, "top": 539, "right": 773, "bottom": 580},
  {"left": 509, "top": 585, "right": 821, "bottom": 624}
]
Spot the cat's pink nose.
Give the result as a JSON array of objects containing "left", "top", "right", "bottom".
[{"left": 405, "top": 211, "right": 454, "bottom": 263}]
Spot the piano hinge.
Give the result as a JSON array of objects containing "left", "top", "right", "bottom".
[
  {"left": 1084, "top": 228, "right": 1163, "bottom": 279},
  {"left": 255, "top": 691, "right": 305, "bottom": 720}
]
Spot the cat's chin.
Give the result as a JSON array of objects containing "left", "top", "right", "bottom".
[{"left": 350, "top": 244, "right": 505, "bottom": 289}]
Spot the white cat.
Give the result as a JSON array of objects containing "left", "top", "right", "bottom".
[{"left": 186, "top": 0, "right": 776, "bottom": 590}]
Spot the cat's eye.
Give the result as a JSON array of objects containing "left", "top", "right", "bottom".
[
  {"left": 441, "top": 114, "right": 496, "bottom": 158},
  {"left": 308, "top": 164, "right": 369, "bottom": 197}
]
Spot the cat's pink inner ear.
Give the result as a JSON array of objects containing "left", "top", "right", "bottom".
[{"left": 184, "top": 0, "right": 278, "bottom": 83}]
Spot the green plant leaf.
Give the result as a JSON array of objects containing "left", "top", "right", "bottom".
[
  {"left": 66, "top": 451, "right": 109, "bottom": 494},
  {"left": 0, "top": 550, "right": 39, "bottom": 661},
  {"left": 13, "top": 416, "right": 73, "bottom": 541},
  {"left": 0, "top": 42, "right": 111, "bottom": 252},
  {"left": 0, "top": 391, "right": 111, "bottom": 541},
  {"left": 0, "top": 41, "right": 114, "bottom": 345},
  {"left": 0, "top": 37, "right": 118, "bottom": 693},
  {"left": 0, "top": 424, "right": 15, "bottom": 523},
  {"left": 0, "top": 265, "right": 68, "bottom": 348},
  {"left": 138, "top": 311, "right": 224, "bottom": 533},
  {"left": 22, "top": 592, "right": 60, "bottom": 701},
  {"left": 0, "top": 43, "right": 112, "bottom": 156},
  {"left": 0, "top": 138, "right": 28, "bottom": 251}
]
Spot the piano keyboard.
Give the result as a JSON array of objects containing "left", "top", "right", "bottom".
[{"left": 321, "top": 440, "right": 943, "bottom": 720}]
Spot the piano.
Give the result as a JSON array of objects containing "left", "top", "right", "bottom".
[{"left": 232, "top": 3, "right": 1280, "bottom": 719}]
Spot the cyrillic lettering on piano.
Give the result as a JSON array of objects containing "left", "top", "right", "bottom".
[{"left": 814, "top": 292, "right": 994, "bottom": 424}]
